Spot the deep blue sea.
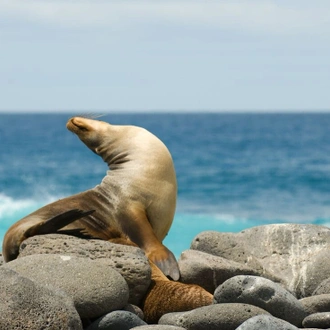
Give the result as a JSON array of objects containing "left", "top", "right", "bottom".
[{"left": 1, "top": 113, "right": 330, "bottom": 257}]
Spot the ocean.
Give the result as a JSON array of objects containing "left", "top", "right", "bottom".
[{"left": 1, "top": 113, "right": 330, "bottom": 257}]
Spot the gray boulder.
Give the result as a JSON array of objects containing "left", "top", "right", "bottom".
[
  {"left": 178, "top": 249, "right": 259, "bottom": 293},
  {"left": 0, "top": 267, "right": 82, "bottom": 329},
  {"left": 302, "top": 312, "right": 330, "bottom": 328},
  {"left": 235, "top": 314, "right": 298, "bottom": 330},
  {"left": 4, "top": 253, "right": 129, "bottom": 318},
  {"left": 19, "top": 234, "right": 151, "bottom": 305},
  {"left": 300, "top": 294, "right": 330, "bottom": 314},
  {"left": 158, "top": 303, "right": 270, "bottom": 330},
  {"left": 213, "top": 275, "right": 306, "bottom": 327},
  {"left": 191, "top": 224, "right": 330, "bottom": 297},
  {"left": 85, "top": 310, "right": 147, "bottom": 330}
]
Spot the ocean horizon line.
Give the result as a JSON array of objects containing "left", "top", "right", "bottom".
[{"left": 0, "top": 109, "right": 330, "bottom": 115}]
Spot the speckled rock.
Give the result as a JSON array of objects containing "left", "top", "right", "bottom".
[
  {"left": 132, "top": 326, "right": 186, "bottom": 330},
  {"left": 235, "top": 314, "right": 298, "bottom": 330},
  {"left": 191, "top": 224, "right": 330, "bottom": 297},
  {"left": 85, "top": 310, "right": 147, "bottom": 330},
  {"left": 19, "top": 234, "right": 151, "bottom": 305},
  {"left": 3, "top": 253, "right": 129, "bottom": 318},
  {"left": 300, "top": 294, "right": 330, "bottom": 314},
  {"left": 214, "top": 275, "right": 306, "bottom": 327},
  {"left": 158, "top": 303, "right": 270, "bottom": 330},
  {"left": 0, "top": 267, "right": 82, "bottom": 330},
  {"left": 178, "top": 249, "right": 259, "bottom": 293},
  {"left": 302, "top": 312, "right": 330, "bottom": 328}
]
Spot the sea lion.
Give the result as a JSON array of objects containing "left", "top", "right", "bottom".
[{"left": 2, "top": 116, "right": 179, "bottom": 280}]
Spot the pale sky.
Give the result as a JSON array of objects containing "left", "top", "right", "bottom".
[{"left": 1, "top": 0, "right": 330, "bottom": 113}]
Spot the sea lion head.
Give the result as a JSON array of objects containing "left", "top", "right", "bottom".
[{"left": 66, "top": 117, "right": 112, "bottom": 154}]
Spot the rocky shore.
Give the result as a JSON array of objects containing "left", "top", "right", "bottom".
[{"left": 2, "top": 223, "right": 330, "bottom": 329}]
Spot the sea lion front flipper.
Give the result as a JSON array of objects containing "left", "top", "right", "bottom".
[
  {"left": 148, "top": 245, "right": 180, "bottom": 281},
  {"left": 121, "top": 203, "right": 180, "bottom": 280},
  {"left": 24, "top": 209, "right": 95, "bottom": 237}
]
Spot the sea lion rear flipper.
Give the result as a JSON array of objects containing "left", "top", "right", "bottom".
[{"left": 25, "top": 209, "right": 95, "bottom": 236}]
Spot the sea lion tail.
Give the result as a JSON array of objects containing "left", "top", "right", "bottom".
[{"left": 25, "top": 209, "right": 95, "bottom": 236}]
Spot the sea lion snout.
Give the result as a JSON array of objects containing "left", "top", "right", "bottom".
[
  {"left": 66, "top": 117, "right": 108, "bottom": 153},
  {"left": 66, "top": 117, "right": 92, "bottom": 132}
]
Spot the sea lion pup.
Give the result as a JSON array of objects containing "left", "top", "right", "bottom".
[{"left": 2, "top": 116, "right": 179, "bottom": 280}]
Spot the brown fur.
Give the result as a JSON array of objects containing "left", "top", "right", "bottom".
[{"left": 142, "top": 262, "right": 213, "bottom": 323}]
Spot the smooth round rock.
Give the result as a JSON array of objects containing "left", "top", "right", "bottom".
[
  {"left": 302, "top": 312, "right": 330, "bottom": 328},
  {"left": 178, "top": 249, "right": 259, "bottom": 292},
  {"left": 4, "top": 253, "right": 129, "bottom": 318},
  {"left": 300, "top": 294, "right": 330, "bottom": 314},
  {"left": 123, "top": 304, "right": 144, "bottom": 319},
  {"left": 19, "top": 234, "right": 151, "bottom": 305},
  {"left": 0, "top": 267, "right": 82, "bottom": 330},
  {"left": 214, "top": 275, "right": 306, "bottom": 327},
  {"left": 236, "top": 314, "right": 298, "bottom": 330},
  {"left": 85, "top": 310, "right": 147, "bottom": 330},
  {"left": 158, "top": 303, "right": 270, "bottom": 330}
]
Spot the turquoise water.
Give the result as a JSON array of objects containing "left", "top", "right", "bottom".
[{"left": 1, "top": 113, "right": 330, "bottom": 257}]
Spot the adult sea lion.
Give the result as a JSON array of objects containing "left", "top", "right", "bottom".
[{"left": 2, "top": 116, "right": 179, "bottom": 280}]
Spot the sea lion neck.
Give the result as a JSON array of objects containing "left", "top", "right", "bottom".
[{"left": 96, "top": 141, "right": 132, "bottom": 170}]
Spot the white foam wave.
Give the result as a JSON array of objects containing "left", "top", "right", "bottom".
[{"left": 0, "top": 193, "right": 61, "bottom": 222}]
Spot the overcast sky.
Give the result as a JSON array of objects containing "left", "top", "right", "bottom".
[{"left": 1, "top": 0, "right": 330, "bottom": 113}]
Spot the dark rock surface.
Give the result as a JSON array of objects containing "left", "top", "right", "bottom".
[
  {"left": 19, "top": 234, "right": 151, "bottom": 305},
  {"left": 191, "top": 224, "right": 330, "bottom": 298},
  {"left": 213, "top": 275, "right": 306, "bottom": 326},
  {"left": 0, "top": 267, "right": 82, "bottom": 330},
  {"left": 3, "top": 253, "right": 129, "bottom": 318}
]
